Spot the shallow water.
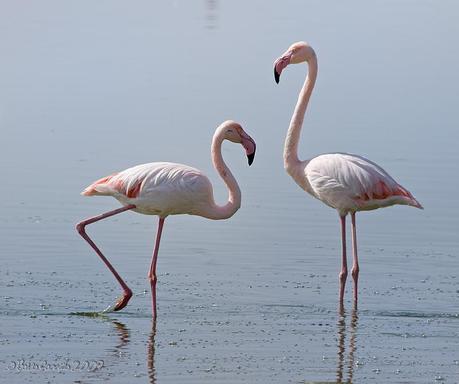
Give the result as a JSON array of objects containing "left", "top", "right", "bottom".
[{"left": 1, "top": 1, "right": 458, "bottom": 383}]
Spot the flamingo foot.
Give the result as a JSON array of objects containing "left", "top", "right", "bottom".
[{"left": 102, "top": 289, "right": 132, "bottom": 313}]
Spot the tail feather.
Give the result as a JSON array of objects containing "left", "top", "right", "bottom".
[
  {"left": 358, "top": 181, "right": 423, "bottom": 210},
  {"left": 409, "top": 197, "right": 423, "bottom": 209},
  {"left": 395, "top": 184, "right": 423, "bottom": 209},
  {"left": 81, "top": 187, "right": 96, "bottom": 196},
  {"left": 81, "top": 184, "right": 113, "bottom": 196},
  {"left": 81, "top": 173, "right": 118, "bottom": 196}
]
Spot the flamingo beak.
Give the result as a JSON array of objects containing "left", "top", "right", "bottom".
[
  {"left": 242, "top": 136, "right": 256, "bottom": 166},
  {"left": 274, "top": 67, "right": 280, "bottom": 84},
  {"left": 273, "top": 51, "right": 293, "bottom": 84},
  {"left": 247, "top": 152, "right": 255, "bottom": 166}
]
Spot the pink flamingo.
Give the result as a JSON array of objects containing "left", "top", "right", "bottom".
[
  {"left": 76, "top": 121, "right": 256, "bottom": 318},
  {"left": 274, "top": 41, "right": 422, "bottom": 307}
]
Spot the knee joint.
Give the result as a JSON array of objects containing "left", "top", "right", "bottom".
[
  {"left": 351, "top": 266, "right": 360, "bottom": 279},
  {"left": 76, "top": 222, "right": 86, "bottom": 234},
  {"left": 148, "top": 273, "right": 157, "bottom": 284}
]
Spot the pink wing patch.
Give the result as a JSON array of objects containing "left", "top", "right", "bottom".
[
  {"left": 125, "top": 180, "right": 143, "bottom": 198},
  {"left": 392, "top": 185, "right": 411, "bottom": 198},
  {"left": 81, "top": 172, "right": 145, "bottom": 198},
  {"left": 109, "top": 176, "right": 145, "bottom": 198},
  {"left": 357, "top": 180, "right": 412, "bottom": 201}
]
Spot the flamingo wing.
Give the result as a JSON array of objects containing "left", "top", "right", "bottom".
[{"left": 305, "top": 153, "right": 421, "bottom": 214}]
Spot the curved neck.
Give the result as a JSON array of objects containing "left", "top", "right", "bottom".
[
  {"left": 284, "top": 53, "right": 318, "bottom": 173},
  {"left": 205, "top": 130, "right": 241, "bottom": 220}
]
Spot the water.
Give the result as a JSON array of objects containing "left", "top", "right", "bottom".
[{"left": 1, "top": 1, "right": 458, "bottom": 383}]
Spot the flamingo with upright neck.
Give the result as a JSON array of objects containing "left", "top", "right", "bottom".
[
  {"left": 76, "top": 120, "right": 256, "bottom": 318},
  {"left": 274, "top": 41, "right": 422, "bottom": 308}
]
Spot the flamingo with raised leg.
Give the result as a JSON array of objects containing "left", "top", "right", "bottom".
[
  {"left": 76, "top": 120, "right": 256, "bottom": 318},
  {"left": 273, "top": 41, "right": 422, "bottom": 308}
]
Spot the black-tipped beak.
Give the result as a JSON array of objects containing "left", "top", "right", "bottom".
[
  {"left": 274, "top": 68, "right": 280, "bottom": 84},
  {"left": 242, "top": 134, "right": 256, "bottom": 166},
  {"left": 274, "top": 51, "right": 292, "bottom": 84},
  {"left": 247, "top": 152, "right": 255, "bottom": 166}
]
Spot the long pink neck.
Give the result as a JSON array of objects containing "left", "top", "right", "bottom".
[
  {"left": 205, "top": 129, "right": 241, "bottom": 220},
  {"left": 284, "top": 51, "right": 318, "bottom": 175}
]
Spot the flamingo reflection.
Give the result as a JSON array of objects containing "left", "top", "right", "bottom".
[
  {"left": 147, "top": 320, "right": 157, "bottom": 383},
  {"left": 336, "top": 306, "right": 358, "bottom": 383}
]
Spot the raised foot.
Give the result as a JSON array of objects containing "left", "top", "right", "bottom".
[{"left": 102, "top": 290, "right": 133, "bottom": 313}]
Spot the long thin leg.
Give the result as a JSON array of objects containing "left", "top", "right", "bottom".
[
  {"left": 339, "top": 214, "right": 348, "bottom": 310},
  {"left": 76, "top": 204, "right": 136, "bottom": 311},
  {"left": 148, "top": 217, "right": 165, "bottom": 320},
  {"left": 350, "top": 212, "right": 359, "bottom": 306}
]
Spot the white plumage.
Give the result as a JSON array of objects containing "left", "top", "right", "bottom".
[
  {"left": 304, "top": 153, "right": 421, "bottom": 215},
  {"left": 82, "top": 162, "right": 214, "bottom": 217}
]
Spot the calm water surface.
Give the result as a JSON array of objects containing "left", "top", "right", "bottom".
[{"left": 1, "top": 1, "right": 458, "bottom": 383}]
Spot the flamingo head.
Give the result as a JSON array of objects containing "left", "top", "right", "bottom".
[
  {"left": 221, "top": 120, "right": 256, "bottom": 166},
  {"left": 274, "top": 41, "right": 315, "bottom": 84}
]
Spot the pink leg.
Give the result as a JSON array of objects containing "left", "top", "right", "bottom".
[
  {"left": 76, "top": 204, "right": 136, "bottom": 311},
  {"left": 148, "top": 217, "right": 165, "bottom": 320},
  {"left": 339, "top": 214, "right": 348, "bottom": 309},
  {"left": 350, "top": 212, "right": 359, "bottom": 306}
]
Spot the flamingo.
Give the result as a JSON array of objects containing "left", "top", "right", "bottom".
[
  {"left": 76, "top": 120, "right": 256, "bottom": 318},
  {"left": 273, "top": 41, "right": 422, "bottom": 308}
]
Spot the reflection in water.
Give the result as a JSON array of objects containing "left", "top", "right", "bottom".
[
  {"left": 336, "top": 307, "right": 358, "bottom": 384},
  {"left": 205, "top": 0, "right": 218, "bottom": 29},
  {"left": 103, "top": 320, "right": 156, "bottom": 384},
  {"left": 71, "top": 312, "right": 131, "bottom": 354},
  {"left": 105, "top": 318, "right": 156, "bottom": 383},
  {"left": 107, "top": 319, "right": 157, "bottom": 383},
  {"left": 112, "top": 321, "right": 130, "bottom": 352},
  {"left": 147, "top": 320, "right": 157, "bottom": 384},
  {"left": 111, "top": 319, "right": 157, "bottom": 383}
]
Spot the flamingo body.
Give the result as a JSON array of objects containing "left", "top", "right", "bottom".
[
  {"left": 299, "top": 153, "right": 422, "bottom": 216},
  {"left": 82, "top": 162, "right": 214, "bottom": 217}
]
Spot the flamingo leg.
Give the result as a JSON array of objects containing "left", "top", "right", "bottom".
[
  {"left": 339, "top": 214, "right": 348, "bottom": 309},
  {"left": 148, "top": 217, "right": 165, "bottom": 319},
  {"left": 76, "top": 204, "right": 136, "bottom": 312},
  {"left": 350, "top": 212, "right": 359, "bottom": 305}
]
